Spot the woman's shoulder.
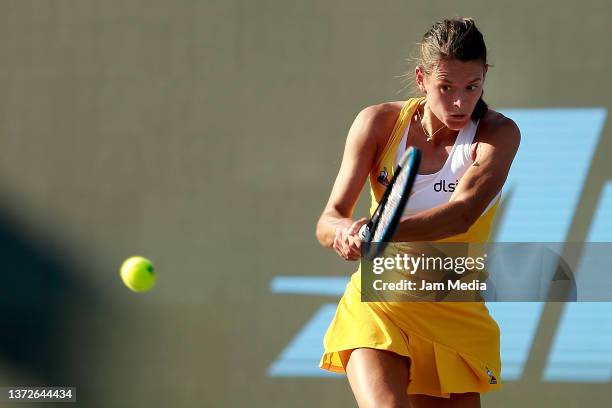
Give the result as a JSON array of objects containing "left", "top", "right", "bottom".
[
  {"left": 476, "top": 108, "right": 521, "bottom": 147},
  {"left": 353, "top": 101, "right": 405, "bottom": 144},
  {"left": 479, "top": 109, "right": 520, "bottom": 135},
  {"left": 356, "top": 100, "right": 404, "bottom": 125}
]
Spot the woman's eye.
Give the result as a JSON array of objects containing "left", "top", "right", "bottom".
[
  {"left": 441, "top": 85, "right": 450, "bottom": 92},
  {"left": 467, "top": 85, "right": 478, "bottom": 91}
]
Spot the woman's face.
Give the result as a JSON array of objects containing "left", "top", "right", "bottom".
[{"left": 416, "top": 58, "right": 487, "bottom": 130}]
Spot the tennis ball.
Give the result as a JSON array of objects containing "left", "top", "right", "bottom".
[{"left": 120, "top": 256, "right": 156, "bottom": 292}]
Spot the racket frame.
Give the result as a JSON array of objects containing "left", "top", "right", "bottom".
[{"left": 361, "top": 147, "right": 421, "bottom": 260}]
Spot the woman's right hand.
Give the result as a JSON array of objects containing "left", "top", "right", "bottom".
[{"left": 332, "top": 218, "right": 368, "bottom": 261}]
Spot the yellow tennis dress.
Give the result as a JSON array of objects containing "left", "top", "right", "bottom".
[{"left": 319, "top": 98, "right": 502, "bottom": 398}]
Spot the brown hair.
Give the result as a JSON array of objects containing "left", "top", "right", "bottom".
[{"left": 418, "top": 17, "right": 489, "bottom": 121}]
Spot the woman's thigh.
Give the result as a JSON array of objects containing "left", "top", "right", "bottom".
[
  {"left": 409, "top": 393, "right": 480, "bottom": 408},
  {"left": 345, "top": 348, "right": 411, "bottom": 408}
]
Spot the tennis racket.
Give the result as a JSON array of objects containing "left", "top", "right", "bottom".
[{"left": 359, "top": 146, "right": 421, "bottom": 261}]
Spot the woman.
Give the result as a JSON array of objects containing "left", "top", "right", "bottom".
[{"left": 316, "top": 18, "right": 520, "bottom": 407}]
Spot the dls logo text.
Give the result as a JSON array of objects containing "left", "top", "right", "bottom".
[{"left": 434, "top": 179, "right": 459, "bottom": 192}]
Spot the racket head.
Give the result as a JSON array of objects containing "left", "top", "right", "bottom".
[{"left": 361, "top": 147, "right": 421, "bottom": 261}]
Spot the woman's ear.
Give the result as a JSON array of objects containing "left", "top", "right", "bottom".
[{"left": 415, "top": 66, "right": 426, "bottom": 94}]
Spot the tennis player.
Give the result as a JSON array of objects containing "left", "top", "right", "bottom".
[{"left": 316, "top": 17, "right": 520, "bottom": 407}]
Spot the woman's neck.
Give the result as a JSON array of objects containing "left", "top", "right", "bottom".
[{"left": 418, "top": 101, "right": 458, "bottom": 144}]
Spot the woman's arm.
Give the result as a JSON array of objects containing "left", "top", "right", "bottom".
[
  {"left": 394, "top": 114, "right": 521, "bottom": 241},
  {"left": 316, "top": 104, "right": 399, "bottom": 259}
]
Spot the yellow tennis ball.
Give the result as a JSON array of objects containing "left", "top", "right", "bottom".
[{"left": 120, "top": 256, "right": 156, "bottom": 292}]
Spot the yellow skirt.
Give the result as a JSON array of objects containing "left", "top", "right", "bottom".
[{"left": 319, "top": 268, "right": 502, "bottom": 398}]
